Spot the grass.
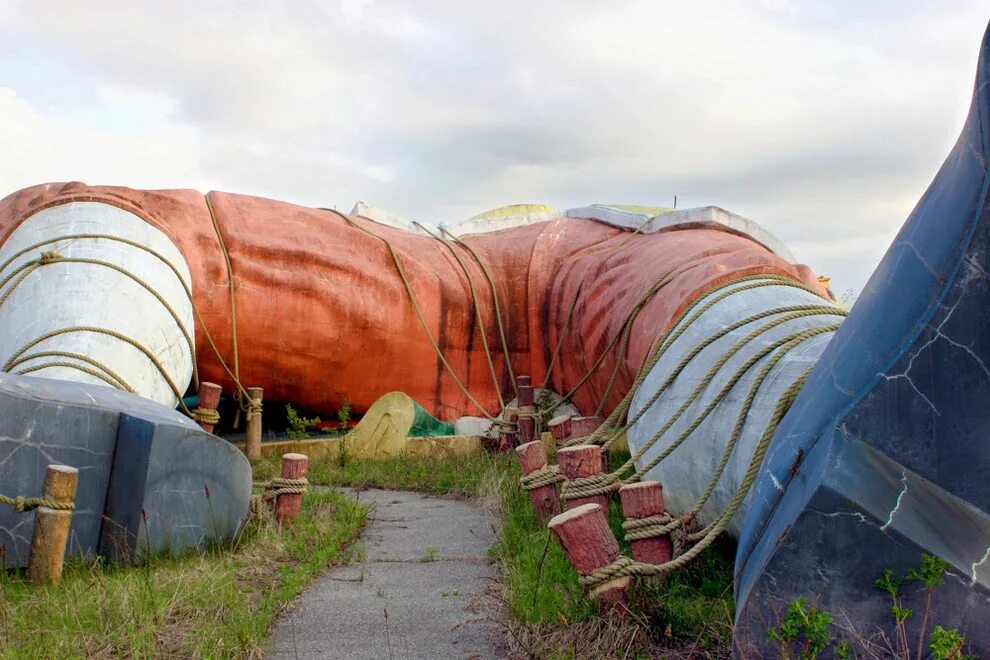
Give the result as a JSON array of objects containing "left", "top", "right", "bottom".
[
  {"left": 0, "top": 489, "right": 366, "bottom": 659},
  {"left": 487, "top": 448, "right": 735, "bottom": 658},
  {"left": 253, "top": 451, "right": 514, "bottom": 498},
  {"left": 257, "top": 446, "right": 736, "bottom": 657}
]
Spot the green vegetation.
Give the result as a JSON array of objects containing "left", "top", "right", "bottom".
[
  {"left": 771, "top": 552, "right": 972, "bottom": 660},
  {"left": 768, "top": 597, "right": 840, "bottom": 659},
  {"left": 254, "top": 451, "right": 513, "bottom": 498},
  {"left": 488, "top": 449, "right": 734, "bottom": 657},
  {"left": 255, "top": 446, "right": 734, "bottom": 656},
  {"left": 0, "top": 489, "right": 366, "bottom": 659},
  {"left": 285, "top": 402, "right": 322, "bottom": 439},
  {"left": 874, "top": 553, "right": 971, "bottom": 660}
]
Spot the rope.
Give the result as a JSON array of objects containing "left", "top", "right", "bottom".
[
  {"left": 0, "top": 235, "right": 202, "bottom": 390},
  {"left": 580, "top": 366, "right": 812, "bottom": 590},
  {"left": 540, "top": 213, "right": 665, "bottom": 394},
  {"left": 0, "top": 230, "right": 257, "bottom": 420},
  {"left": 414, "top": 221, "right": 506, "bottom": 410},
  {"left": 3, "top": 326, "right": 195, "bottom": 414},
  {"left": 203, "top": 194, "right": 249, "bottom": 420},
  {"left": 0, "top": 493, "right": 74, "bottom": 512},
  {"left": 16, "top": 361, "right": 134, "bottom": 392},
  {"left": 320, "top": 208, "right": 501, "bottom": 422},
  {"left": 560, "top": 473, "right": 620, "bottom": 500},
  {"left": 191, "top": 407, "right": 221, "bottom": 425},
  {"left": 440, "top": 227, "right": 518, "bottom": 400},
  {"left": 249, "top": 476, "right": 309, "bottom": 517},
  {"left": 544, "top": 268, "right": 678, "bottom": 419},
  {"left": 584, "top": 276, "right": 843, "bottom": 451},
  {"left": 519, "top": 464, "right": 563, "bottom": 490}
]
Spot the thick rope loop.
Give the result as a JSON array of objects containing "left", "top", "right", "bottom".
[
  {"left": 559, "top": 473, "right": 619, "bottom": 500},
  {"left": 191, "top": 407, "right": 221, "bottom": 425},
  {"left": 519, "top": 464, "right": 562, "bottom": 490},
  {"left": 0, "top": 493, "right": 74, "bottom": 513}
]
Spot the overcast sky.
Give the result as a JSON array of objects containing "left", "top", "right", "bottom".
[{"left": 1, "top": 1, "right": 988, "bottom": 297}]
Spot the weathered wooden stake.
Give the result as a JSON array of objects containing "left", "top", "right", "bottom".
[
  {"left": 275, "top": 452, "right": 308, "bottom": 525},
  {"left": 515, "top": 440, "right": 560, "bottom": 523},
  {"left": 516, "top": 375, "right": 536, "bottom": 444},
  {"left": 548, "top": 415, "right": 573, "bottom": 445},
  {"left": 570, "top": 415, "right": 603, "bottom": 439},
  {"left": 245, "top": 386, "right": 264, "bottom": 461},
  {"left": 557, "top": 444, "right": 609, "bottom": 511},
  {"left": 548, "top": 503, "right": 629, "bottom": 611},
  {"left": 196, "top": 381, "right": 223, "bottom": 433},
  {"left": 618, "top": 481, "right": 673, "bottom": 564},
  {"left": 27, "top": 464, "right": 78, "bottom": 585}
]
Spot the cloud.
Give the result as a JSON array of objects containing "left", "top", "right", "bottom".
[{"left": 0, "top": 0, "right": 987, "bottom": 295}]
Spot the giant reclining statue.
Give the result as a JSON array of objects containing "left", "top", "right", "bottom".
[{"left": 2, "top": 20, "right": 989, "bottom": 656}]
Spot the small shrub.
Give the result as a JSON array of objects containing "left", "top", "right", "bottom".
[
  {"left": 767, "top": 597, "right": 833, "bottom": 659},
  {"left": 930, "top": 625, "right": 967, "bottom": 660},
  {"left": 285, "top": 403, "right": 320, "bottom": 439}
]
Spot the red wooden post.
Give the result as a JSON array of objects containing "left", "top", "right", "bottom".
[
  {"left": 516, "top": 374, "right": 536, "bottom": 445},
  {"left": 275, "top": 452, "right": 308, "bottom": 525},
  {"left": 196, "top": 382, "right": 222, "bottom": 433},
  {"left": 517, "top": 415, "right": 536, "bottom": 444},
  {"left": 517, "top": 381, "right": 535, "bottom": 407},
  {"left": 570, "top": 415, "right": 603, "bottom": 439},
  {"left": 618, "top": 481, "right": 673, "bottom": 564},
  {"left": 557, "top": 444, "right": 609, "bottom": 511},
  {"left": 515, "top": 440, "right": 560, "bottom": 523},
  {"left": 548, "top": 415, "right": 573, "bottom": 445},
  {"left": 548, "top": 503, "right": 629, "bottom": 611}
]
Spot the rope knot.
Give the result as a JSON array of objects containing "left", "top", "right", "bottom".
[
  {"left": 190, "top": 407, "right": 220, "bottom": 425},
  {"left": 38, "top": 251, "right": 63, "bottom": 265}
]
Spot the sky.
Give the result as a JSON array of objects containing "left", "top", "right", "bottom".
[{"left": 1, "top": 1, "right": 988, "bottom": 298}]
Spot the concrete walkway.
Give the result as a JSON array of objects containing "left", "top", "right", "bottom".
[{"left": 267, "top": 489, "right": 506, "bottom": 659}]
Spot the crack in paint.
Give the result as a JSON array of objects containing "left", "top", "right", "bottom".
[
  {"left": 972, "top": 546, "right": 990, "bottom": 585},
  {"left": 881, "top": 470, "right": 909, "bottom": 532}
]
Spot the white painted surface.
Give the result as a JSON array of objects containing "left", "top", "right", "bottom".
[
  {"left": 626, "top": 279, "right": 842, "bottom": 536},
  {"left": 0, "top": 202, "right": 194, "bottom": 409},
  {"left": 350, "top": 201, "right": 432, "bottom": 235},
  {"left": 567, "top": 205, "right": 796, "bottom": 262},
  {"left": 439, "top": 208, "right": 560, "bottom": 237}
]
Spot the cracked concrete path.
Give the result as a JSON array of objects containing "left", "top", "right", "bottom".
[{"left": 267, "top": 488, "right": 506, "bottom": 659}]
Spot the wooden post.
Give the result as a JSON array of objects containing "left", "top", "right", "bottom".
[
  {"left": 515, "top": 440, "right": 560, "bottom": 523},
  {"left": 570, "top": 415, "right": 603, "bottom": 439},
  {"left": 516, "top": 375, "right": 536, "bottom": 445},
  {"left": 548, "top": 415, "right": 573, "bottom": 445},
  {"left": 245, "top": 386, "right": 263, "bottom": 461},
  {"left": 495, "top": 408, "right": 518, "bottom": 451},
  {"left": 275, "top": 453, "right": 308, "bottom": 525},
  {"left": 27, "top": 464, "right": 78, "bottom": 585},
  {"left": 618, "top": 481, "right": 673, "bottom": 564},
  {"left": 548, "top": 503, "right": 629, "bottom": 610},
  {"left": 196, "top": 381, "right": 223, "bottom": 433},
  {"left": 557, "top": 444, "right": 609, "bottom": 511}
]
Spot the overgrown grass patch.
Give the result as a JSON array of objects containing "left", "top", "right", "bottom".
[
  {"left": 0, "top": 489, "right": 366, "bottom": 659},
  {"left": 253, "top": 451, "right": 514, "bottom": 498},
  {"left": 488, "top": 448, "right": 735, "bottom": 658}
]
